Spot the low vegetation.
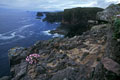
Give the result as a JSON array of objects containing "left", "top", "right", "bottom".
[{"left": 113, "top": 18, "right": 120, "bottom": 39}]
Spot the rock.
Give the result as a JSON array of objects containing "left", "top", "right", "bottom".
[
  {"left": 12, "top": 62, "right": 27, "bottom": 80},
  {"left": 88, "top": 20, "right": 98, "bottom": 24},
  {"left": 50, "top": 29, "right": 68, "bottom": 35},
  {"left": 91, "top": 24, "right": 107, "bottom": 31},
  {"left": 51, "top": 67, "right": 77, "bottom": 80},
  {"left": 101, "top": 57, "right": 120, "bottom": 75},
  {"left": 80, "top": 52, "right": 89, "bottom": 61},
  {"left": 35, "top": 65, "right": 46, "bottom": 74},
  {"left": 97, "top": 4, "right": 120, "bottom": 22},
  {"left": 8, "top": 47, "right": 24, "bottom": 59},
  {"left": 8, "top": 47, "right": 27, "bottom": 65}
]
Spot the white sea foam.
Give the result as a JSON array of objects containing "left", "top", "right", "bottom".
[
  {"left": 54, "top": 22, "right": 60, "bottom": 24},
  {"left": 42, "top": 30, "right": 64, "bottom": 38},
  {"left": 0, "top": 24, "right": 34, "bottom": 40},
  {"left": 0, "top": 32, "right": 16, "bottom": 40},
  {"left": 42, "top": 30, "right": 52, "bottom": 36},
  {"left": 19, "top": 24, "right": 34, "bottom": 31},
  {"left": 52, "top": 33, "right": 64, "bottom": 38},
  {"left": 17, "top": 35, "right": 25, "bottom": 38},
  {"left": 1, "top": 24, "right": 34, "bottom": 35}
]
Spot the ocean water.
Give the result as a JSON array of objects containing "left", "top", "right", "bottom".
[{"left": 0, "top": 9, "right": 62, "bottom": 77}]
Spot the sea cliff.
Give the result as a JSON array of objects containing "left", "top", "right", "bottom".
[
  {"left": 37, "top": 7, "right": 103, "bottom": 37},
  {"left": 1, "top": 4, "right": 120, "bottom": 80}
]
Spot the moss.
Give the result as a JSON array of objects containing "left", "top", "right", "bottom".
[{"left": 113, "top": 19, "right": 120, "bottom": 39}]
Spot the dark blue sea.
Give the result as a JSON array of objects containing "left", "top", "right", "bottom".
[{"left": 0, "top": 9, "right": 62, "bottom": 77}]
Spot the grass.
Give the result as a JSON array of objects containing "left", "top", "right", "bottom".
[{"left": 113, "top": 18, "right": 120, "bottom": 39}]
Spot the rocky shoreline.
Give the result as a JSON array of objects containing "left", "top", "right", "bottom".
[
  {"left": 3, "top": 23, "right": 120, "bottom": 80},
  {"left": 1, "top": 3, "right": 120, "bottom": 80}
]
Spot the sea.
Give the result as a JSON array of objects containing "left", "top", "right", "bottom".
[{"left": 0, "top": 9, "right": 62, "bottom": 77}]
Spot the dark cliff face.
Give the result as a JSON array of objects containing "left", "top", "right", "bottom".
[
  {"left": 60, "top": 7, "right": 104, "bottom": 37},
  {"left": 62, "top": 7, "right": 103, "bottom": 24},
  {"left": 37, "top": 7, "right": 103, "bottom": 37}
]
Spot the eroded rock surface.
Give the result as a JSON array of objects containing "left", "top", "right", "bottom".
[
  {"left": 5, "top": 23, "right": 120, "bottom": 80},
  {"left": 97, "top": 4, "right": 120, "bottom": 22}
]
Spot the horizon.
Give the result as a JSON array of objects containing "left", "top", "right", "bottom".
[{"left": 0, "top": 0, "right": 120, "bottom": 12}]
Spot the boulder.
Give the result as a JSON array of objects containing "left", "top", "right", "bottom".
[
  {"left": 101, "top": 57, "right": 120, "bottom": 75},
  {"left": 11, "top": 62, "right": 27, "bottom": 80},
  {"left": 8, "top": 47, "right": 26, "bottom": 65},
  {"left": 97, "top": 4, "right": 120, "bottom": 22}
]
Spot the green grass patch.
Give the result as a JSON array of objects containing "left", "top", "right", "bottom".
[{"left": 113, "top": 18, "right": 120, "bottom": 39}]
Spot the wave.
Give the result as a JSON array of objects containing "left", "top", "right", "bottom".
[
  {"left": 1, "top": 24, "right": 34, "bottom": 35},
  {"left": 52, "top": 33, "right": 64, "bottom": 38},
  {"left": 42, "top": 30, "right": 52, "bottom": 36},
  {"left": 42, "top": 30, "right": 64, "bottom": 38},
  {"left": 0, "top": 32, "right": 16, "bottom": 40},
  {"left": 0, "top": 24, "right": 34, "bottom": 40},
  {"left": 18, "top": 24, "right": 34, "bottom": 32}
]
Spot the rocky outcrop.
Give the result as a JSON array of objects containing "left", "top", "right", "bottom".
[
  {"left": 2, "top": 23, "right": 119, "bottom": 80},
  {"left": 8, "top": 47, "right": 27, "bottom": 66},
  {"left": 97, "top": 4, "right": 120, "bottom": 22},
  {"left": 101, "top": 57, "right": 120, "bottom": 75}
]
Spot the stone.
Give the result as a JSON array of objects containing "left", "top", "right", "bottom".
[
  {"left": 35, "top": 65, "right": 46, "bottom": 74},
  {"left": 8, "top": 47, "right": 25, "bottom": 65},
  {"left": 80, "top": 52, "right": 89, "bottom": 61},
  {"left": 97, "top": 4, "right": 120, "bottom": 22},
  {"left": 51, "top": 67, "right": 76, "bottom": 80},
  {"left": 101, "top": 57, "right": 120, "bottom": 75},
  {"left": 13, "top": 62, "right": 27, "bottom": 80}
]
